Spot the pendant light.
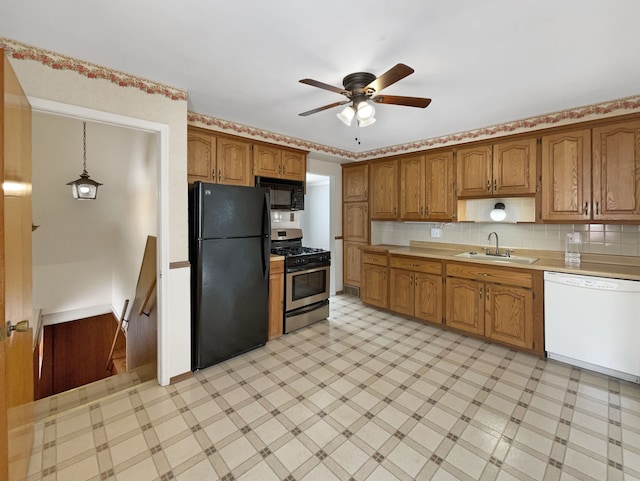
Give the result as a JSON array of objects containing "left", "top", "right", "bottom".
[{"left": 66, "top": 121, "right": 102, "bottom": 200}]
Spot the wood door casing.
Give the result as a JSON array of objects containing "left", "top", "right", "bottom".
[
  {"left": 1, "top": 50, "right": 34, "bottom": 481},
  {"left": 541, "top": 129, "right": 591, "bottom": 221}
]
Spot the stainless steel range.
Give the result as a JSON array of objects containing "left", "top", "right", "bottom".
[{"left": 271, "top": 228, "right": 331, "bottom": 333}]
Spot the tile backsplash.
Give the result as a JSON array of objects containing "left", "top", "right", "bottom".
[{"left": 371, "top": 221, "right": 640, "bottom": 257}]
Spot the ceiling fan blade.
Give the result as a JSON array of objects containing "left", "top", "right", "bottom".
[
  {"left": 299, "top": 100, "right": 350, "bottom": 116},
  {"left": 372, "top": 95, "right": 432, "bottom": 108},
  {"left": 365, "top": 63, "right": 414, "bottom": 93},
  {"left": 299, "top": 78, "right": 349, "bottom": 95}
]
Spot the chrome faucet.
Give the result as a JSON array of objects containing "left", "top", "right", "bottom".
[{"left": 488, "top": 231, "right": 500, "bottom": 256}]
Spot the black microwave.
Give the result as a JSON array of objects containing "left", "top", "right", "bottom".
[{"left": 255, "top": 177, "right": 305, "bottom": 211}]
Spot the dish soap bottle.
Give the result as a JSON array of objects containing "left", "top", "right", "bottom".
[{"left": 565, "top": 232, "right": 582, "bottom": 267}]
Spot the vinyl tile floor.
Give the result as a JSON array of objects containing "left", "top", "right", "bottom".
[{"left": 28, "top": 294, "right": 640, "bottom": 481}]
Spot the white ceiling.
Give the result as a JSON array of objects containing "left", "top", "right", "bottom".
[{"left": 2, "top": 0, "right": 640, "bottom": 157}]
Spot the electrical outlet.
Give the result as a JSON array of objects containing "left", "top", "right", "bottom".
[
  {"left": 430, "top": 228, "right": 442, "bottom": 238},
  {"left": 290, "top": 212, "right": 295, "bottom": 222}
]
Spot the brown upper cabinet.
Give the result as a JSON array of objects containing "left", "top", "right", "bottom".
[
  {"left": 540, "top": 128, "right": 592, "bottom": 221},
  {"left": 456, "top": 138, "right": 537, "bottom": 197},
  {"left": 399, "top": 151, "right": 455, "bottom": 221},
  {"left": 370, "top": 158, "right": 399, "bottom": 220},
  {"left": 187, "top": 130, "right": 253, "bottom": 186},
  {"left": 253, "top": 144, "right": 306, "bottom": 181},
  {"left": 541, "top": 120, "right": 640, "bottom": 222},
  {"left": 343, "top": 163, "right": 369, "bottom": 202}
]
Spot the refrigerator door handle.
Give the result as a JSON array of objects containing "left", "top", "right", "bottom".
[{"left": 262, "top": 192, "right": 271, "bottom": 279}]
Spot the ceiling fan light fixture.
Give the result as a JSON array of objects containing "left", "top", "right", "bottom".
[
  {"left": 336, "top": 105, "right": 355, "bottom": 126},
  {"left": 357, "top": 116, "right": 376, "bottom": 127},
  {"left": 356, "top": 100, "right": 375, "bottom": 121}
]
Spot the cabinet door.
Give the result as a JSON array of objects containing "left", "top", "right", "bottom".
[
  {"left": 389, "top": 269, "right": 414, "bottom": 316},
  {"left": 414, "top": 273, "right": 443, "bottom": 324},
  {"left": 456, "top": 146, "right": 492, "bottom": 197},
  {"left": 485, "top": 284, "right": 533, "bottom": 349},
  {"left": 344, "top": 241, "right": 364, "bottom": 287},
  {"left": 187, "top": 131, "right": 216, "bottom": 184},
  {"left": 362, "top": 264, "right": 388, "bottom": 309},
  {"left": 400, "top": 155, "right": 425, "bottom": 220},
  {"left": 370, "top": 159, "right": 398, "bottom": 220},
  {"left": 268, "top": 261, "right": 284, "bottom": 340},
  {"left": 253, "top": 144, "right": 281, "bottom": 178},
  {"left": 344, "top": 202, "right": 369, "bottom": 243},
  {"left": 541, "top": 129, "right": 591, "bottom": 221},
  {"left": 281, "top": 151, "right": 306, "bottom": 181},
  {"left": 217, "top": 137, "right": 253, "bottom": 186},
  {"left": 445, "top": 277, "right": 484, "bottom": 335},
  {"left": 592, "top": 120, "right": 640, "bottom": 221},
  {"left": 343, "top": 164, "right": 369, "bottom": 202},
  {"left": 492, "top": 138, "right": 537, "bottom": 195},
  {"left": 425, "top": 151, "right": 455, "bottom": 221}
]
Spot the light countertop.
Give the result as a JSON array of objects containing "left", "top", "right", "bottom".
[{"left": 361, "top": 242, "right": 640, "bottom": 281}]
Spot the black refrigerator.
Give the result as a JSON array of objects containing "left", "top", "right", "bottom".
[{"left": 189, "top": 182, "right": 271, "bottom": 370}]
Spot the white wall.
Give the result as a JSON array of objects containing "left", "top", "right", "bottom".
[
  {"left": 306, "top": 157, "right": 343, "bottom": 293},
  {"left": 32, "top": 113, "right": 157, "bottom": 324},
  {"left": 302, "top": 182, "right": 330, "bottom": 251}
]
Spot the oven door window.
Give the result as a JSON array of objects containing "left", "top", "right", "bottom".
[{"left": 291, "top": 269, "right": 327, "bottom": 301}]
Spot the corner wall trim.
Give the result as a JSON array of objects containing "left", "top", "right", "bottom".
[
  {"left": 169, "top": 261, "right": 190, "bottom": 270},
  {"left": 170, "top": 371, "right": 193, "bottom": 384}
]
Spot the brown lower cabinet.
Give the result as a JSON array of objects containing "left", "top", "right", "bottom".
[
  {"left": 268, "top": 258, "right": 285, "bottom": 340},
  {"left": 389, "top": 255, "right": 443, "bottom": 325},
  {"left": 361, "top": 250, "right": 544, "bottom": 356},
  {"left": 361, "top": 250, "right": 388, "bottom": 309}
]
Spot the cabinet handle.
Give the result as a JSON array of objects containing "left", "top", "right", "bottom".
[
  {"left": 364, "top": 188, "right": 368, "bottom": 197},
  {"left": 486, "top": 180, "right": 491, "bottom": 191},
  {"left": 493, "top": 179, "right": 497, "bottom": 191},
  {"left": 420, "top": 206, "right": 424, "bottom": 215},
  {"left": 479, "top": 287, "right": 483, "bottom": 298},
  {"left": 218, "top": 169, "right": 222, "bottom": 182},
  {"left": 393, "top": 207, "right": 397, "bottom": 215},
  {"left": 584, "top": 202, "right": 589, "bottom": 216},
  {"left": 486, "top": 287, "right": 490, "bottom": 300},
  {"left": 212, "top": 170, "right": 216, "bottom": 181},
  {"left": 595, "top": 201, "right": 600, "bottom": 215}
]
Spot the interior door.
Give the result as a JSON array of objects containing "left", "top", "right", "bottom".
[{"left": 1, "top": 50, "right": 34, "bottom": 481}]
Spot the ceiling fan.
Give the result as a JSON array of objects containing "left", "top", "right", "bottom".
[{"left": 298, "top": 63, "right": 431, "bottom": 127}]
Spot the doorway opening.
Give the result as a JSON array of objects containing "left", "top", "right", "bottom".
[{"left": 28, "top": 99, "right": 170, "bottom": 417}]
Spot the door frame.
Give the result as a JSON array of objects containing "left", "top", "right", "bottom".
[{"left": 27, "top": 97, "right": 172, "bottom": 385}]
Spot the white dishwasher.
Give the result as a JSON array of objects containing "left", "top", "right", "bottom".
[{"left": 544, "top": 271, "right": 640, "bottom": 383}]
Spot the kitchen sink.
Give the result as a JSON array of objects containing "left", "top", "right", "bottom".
[{"left": 453, "top": 251, "right": 538, "bottom": 265}]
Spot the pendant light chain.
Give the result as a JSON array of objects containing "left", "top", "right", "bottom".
[{"left": 83, "top": 121, "right": 88, "bottom": 174}]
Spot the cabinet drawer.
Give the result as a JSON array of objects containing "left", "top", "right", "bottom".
[
  {"left": 390, "top": 255, "right": 442, "bottom": 275},
  {"left": 445, "top": 261, "right": 532, "bottom": 288},
  {"left": 270, "top": 258, "right": 284, "bottom": 274},
  {"left": 362, "top": 251, "right": 388, "bottom": 266}
]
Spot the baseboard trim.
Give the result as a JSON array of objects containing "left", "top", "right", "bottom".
[{"left": 170, "top": 371, "right": 193, "bottom": 384}]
